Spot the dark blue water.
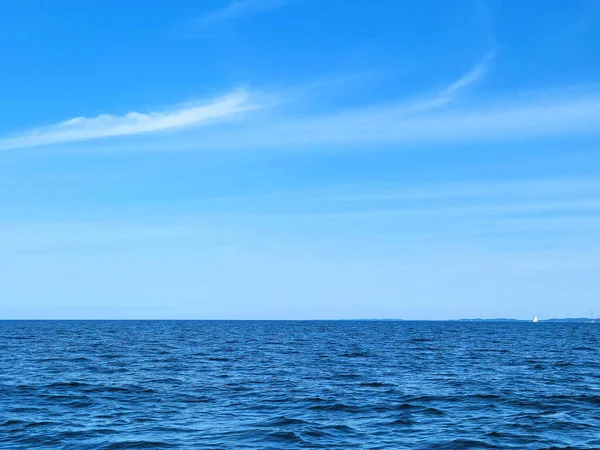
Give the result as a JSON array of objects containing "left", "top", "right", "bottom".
[{"left": 1, "top": 321, "right": 599, "bottom": 449}]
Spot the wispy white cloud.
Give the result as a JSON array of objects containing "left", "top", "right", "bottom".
[
  {"left": 441, "top": 52, "right": 493, "bottom": 97},
  {"left": 91, "top": 57, "right": 600, "bottom": 152},
  {"left": 189, "top": 0, "right": 293, "bottom": 31},
  {"left": 363, "top": 53, "right": 494, "bottom": 116},
  {"left": 157, "top": 92, "right": 600, "bottom": 151},
  {"left": 5, "top": 55, "right": 600, "bottom": 152},
  {"left": 0, "top": 56, "right": 488, "bottom": 152},
  {"left": 0, "top": 91, "right": 255, "bottom": 151}
]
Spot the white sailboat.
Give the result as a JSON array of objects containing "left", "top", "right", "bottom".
[{"left": 532, "top": 315, "right": 539, "bottom": 323}]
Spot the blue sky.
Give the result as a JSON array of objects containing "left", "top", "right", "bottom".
[{"left": 1, "top": 0, "right": 600, "bottom": 319}]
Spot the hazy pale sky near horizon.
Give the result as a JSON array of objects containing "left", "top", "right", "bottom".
[{"left": 1, "top": 0, "right": 600, "bottom": 319}]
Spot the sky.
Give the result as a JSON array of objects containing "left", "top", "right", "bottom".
[{"left": 1, "top": 0, "right": 600, "bottom": 320}]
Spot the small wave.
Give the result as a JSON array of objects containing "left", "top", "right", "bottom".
[
  {"left": 48, "top": 381, "right": 90, "bottom": 388},
  {"left": 302, "top": 396, "right": 326, "bottom": 402},
  {"left": 309, "top": 403, "right": 362, "bottom": 413},
  {"left": 71, "top": 356, "right": 92, "bottom": 362},
  {"left": 338, "top": 352, "right": 371, "bottom": 358},
  {"left": 100, "top": 440, "right": 177, "bottom": 449},
  {"left": 469, "top": 394, "right": 501, "bottom": 400},
  {"left": 266, "top": 431, "right": 307, "bottom": 443},
  {"left": 24, "top": 421, "right": 58, "bottom": 429},
  {"left": 66, "top": 400, "right": 94, "bottom": 408},
  {"left": 396, "top": 403, "right": 420, "bottom": 410},
  {"left": 432, "top": 439, "right": 502, "bottom": 449},
  {"left": 410, "top": 337, "right": 434, "bottom": 343},
  {"left": 0, "top": 419, "right": 25, "bottom": 427},
  {"left": 539, "top": 447, "right": 581, "bottom": 450},
  {"left": 400, "top": 394, "right": 446, "bottom": 403},
  {"left": 44, "top": 394, "right": 86, "bottom": 401},
  {"left": 391, "top": 403, "right": 444, "bottom": 415},
  {"left": 323, "top": 424, "right": 357, "bottom": 433},
  {"left": 303, "top": 429, "right": 335, "bottom": 439},
  {"left": 259, "top": 416, "right": 312, "bottom": 427},
  {"left": 14, "top": 384, "right": 36, "bottom": 392},
  {"left": 385, "top": 416, "right": 415, "bottom": 426},
  {"left": 333, "top": 373, "right": 360, "bottom": 379},
  {"left": 173, "top": 394, "right": 211, "bottom": 403},
  {"left": 98, "top": 354, "right": 121, "bottom": 359},
  {"left": 151, "top": 377, "right": 183, "bottom": 385},
  {"left": 359, "top": 381, "right": 391, "bottom": 388},
  {"left": 547, "top": 394, "right": 600, "bottom": 405},
  {"left": 424, "top": 407, "right": 445, "bottom": 416}
]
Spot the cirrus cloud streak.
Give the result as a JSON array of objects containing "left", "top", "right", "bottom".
[{"left": 0, "top": 91, "right": 254, "bottom": 151}]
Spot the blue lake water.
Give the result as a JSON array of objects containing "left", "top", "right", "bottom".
[{"left": 1, "top": 320, "right": 599, "bottom": 449}]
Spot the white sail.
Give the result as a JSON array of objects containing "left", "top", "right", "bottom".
[{"left": 532, "top": 315, "right": 539, "bottom": 323}]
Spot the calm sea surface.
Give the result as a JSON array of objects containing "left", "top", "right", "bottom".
[{"left": 1, "top": 321, "right": 599, "bottom": 449}]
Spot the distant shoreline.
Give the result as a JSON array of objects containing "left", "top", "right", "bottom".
[{"left": 455, "top": 318, "right": 598, "bottom": 323}]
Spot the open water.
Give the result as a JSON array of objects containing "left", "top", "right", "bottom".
[{"left": 1, "top": 320, "right": 599, "bottom": 449}]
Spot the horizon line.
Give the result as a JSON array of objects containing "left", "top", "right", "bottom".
[{"left": 0, "top": 317, "right": 596, "bottom": 322}]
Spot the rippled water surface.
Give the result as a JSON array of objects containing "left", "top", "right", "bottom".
[{"left": 1, "top": 321, "right": 600, "bottom": 449}]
